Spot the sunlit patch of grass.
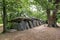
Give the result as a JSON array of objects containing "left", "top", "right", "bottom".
[
  {"left": 0, "top": 17, "right": 3, "bottom": 27},
  {"left": 0, "top": 24, "right": 3, "bottom": 28},
  {"left": 57, "top": 19, "right": 60, "bottom": 23},
  {"left": 0, "top": 17, "right": 2, "bottom": 24}
]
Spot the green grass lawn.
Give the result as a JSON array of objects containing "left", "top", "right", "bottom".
[
  {"left": 57, "top": 19, "right": 60, "bottom": 23},
  {"left": 0, "top": 17, "right": 2, "bottom": 24}
]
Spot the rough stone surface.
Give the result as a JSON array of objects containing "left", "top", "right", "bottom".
[{"left": 28, "top": 21, "right": 33, "bottom": 28}]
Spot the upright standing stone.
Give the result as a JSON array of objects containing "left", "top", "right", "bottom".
[
  {"left": 28, "top": 21, "right": 33, "bottom": 28},
  {"left": 16, "top": 21, "right": 27, "bottom": 31},
  {"left": 12, "top": 22, "right": 19, "bottom": 30},
  {"left": 34, "top": 20, "right": 37, "bottom": 26},
  {"left": 31, "top": 20, "right": 34, "bottom": 27},
  {"left": 38, "top": 21, "right": 41, "bottom": 25},
  {"left": 35, "top": 20, "right": 38, "bottom": 26},
  {"left": 36, "top": 20, "right": 40, "bottom": 26},
  {"left": 25, "top": 21, "right": 30, "bottom": 29}
]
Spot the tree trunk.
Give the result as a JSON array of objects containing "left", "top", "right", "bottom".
[
  {"left": 47, "top": 6, "right": 59, "bottom": 27},
  {"left": 46, "top": 9, "right": 52, "bottom": 27},
  {"left": 47, "top": 9, "right": 58, "bottom": 27},
  {"left": 2, "top": 0, "right": 7, "bottom": 33},
  {"left": 47, "top": 0, "right": 59, "bottom": 27}
]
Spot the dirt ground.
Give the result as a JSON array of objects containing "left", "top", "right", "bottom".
[
  {"left": 0, "top": 24, "right": 3, "bottom": 33},
  {"left": 0, "top": 24, "right": 60, "bottom": 40}
]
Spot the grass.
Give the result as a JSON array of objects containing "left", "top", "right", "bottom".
[
  {"left": 0, "top": 24, "right": 3, "bottom": 26},
  {"left": 0, "top": 17, "right": 3, "bottom": 27},
  {"left": 0, "top": 17, "right": 2, "bottom": 24},
  {"left": 57, "top": 19, "right": 60, "bottom": 23}
]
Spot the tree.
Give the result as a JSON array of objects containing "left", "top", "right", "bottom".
[
  {"left": 47, "top": 0, "right": 60, "bottom": 27},
  {"left": 34, "top": 0, "right": 60, "bottom": 27},
  {"left": 2, "top": 0, "right": 7, "bottom": 33}
]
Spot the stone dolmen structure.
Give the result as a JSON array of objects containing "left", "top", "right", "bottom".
[{"left": 8, "top": 17, "right": 45, "bottom": 31}]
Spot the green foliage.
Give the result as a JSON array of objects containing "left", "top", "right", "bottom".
[
  {"left": 34, "top": 0, "right": 56, "bottom": 10},
  {"left": 0, "top": 0, "right": 60, "bottom": 29},
  {"left": 57, "top": 12, "right": 60, "bottom": 23}
]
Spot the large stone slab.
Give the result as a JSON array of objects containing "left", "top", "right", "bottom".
[
  {"left": 32, "top": 20, "right": 37, "bottom": 27},
  {"left": 36, "top": 21, "right": 40, "bottom": 26},
  {"left": 12, "top": 21, "right": 31, "bottom": 31},
  {"left": 14, "top": 21, "right": 28, "bottom": 31},
  {"left": 38, "top": 21, "right": 41, "bottom": 25},
  {"left": 25, "top": 21, "right": 30, "bottom": 29},
  {"left": 28, "top": 21, "right": 33, "bottom": 28}
]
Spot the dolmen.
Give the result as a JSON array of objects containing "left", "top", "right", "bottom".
[{"left": 8, "top": 17, "right": 44, "bottom": 31}]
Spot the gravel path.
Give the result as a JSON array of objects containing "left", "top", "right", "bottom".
[{"left": 0, "top": 25, "right": 60, "bottom": 40}]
